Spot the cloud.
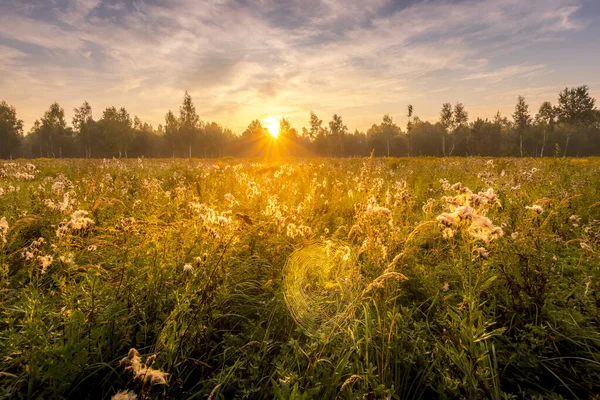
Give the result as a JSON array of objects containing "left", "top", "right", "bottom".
[
  {"left": 460, "top": 64, "right": 548, "bottom": 84},
  {"left": 0, "top": 0, "right": 594, "bottom": 133}
]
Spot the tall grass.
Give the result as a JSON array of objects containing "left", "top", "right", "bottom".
[{"left": 0, "top": 157, "right": 599, "bottom": 399}]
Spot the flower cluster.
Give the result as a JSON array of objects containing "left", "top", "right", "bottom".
[
  {"left": 119, "top": 348, "right": 168, "bottom": 386},
  {"left": 56, "top": 210, "right": 94, "bottom": 237},
  {"left": 0, "top": 217, "right": 9, "bottom": 244},
  {"left": 436, "top": 183, "right": 504, "bottom": 242}
]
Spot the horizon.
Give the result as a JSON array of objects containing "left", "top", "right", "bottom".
[{"left": 2, "top": 0, "right": 600, "bottom": 133}]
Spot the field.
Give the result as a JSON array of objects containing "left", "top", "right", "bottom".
[{"left": 1, "top": 157, "right": 599, "bottom": 399}]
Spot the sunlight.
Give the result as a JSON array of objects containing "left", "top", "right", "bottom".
[{"left": 262, "top": 116, "right": 280, "bottom": 139}]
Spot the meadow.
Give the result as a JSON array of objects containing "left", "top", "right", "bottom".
[{"left": 0, "top": 157, "right": 599, "bottom": 399}]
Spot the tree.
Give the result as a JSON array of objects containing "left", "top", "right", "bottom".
[
  {"left": 535, "top": 101, "right": 555, "bottom": 157},
  {"left": 116, "top": 107, "right": 132, "bottom": 158},
  {"left": 279, "top": 117, "right": 297, "bottom": 139},
  {"left": 204, "top": 121, "right": 227, "bottom": 157},
  {"left": 453, "top": 102, "right": 468, "bottom": 127},
  {"left": 179, "top": 91, "right": 200, "bottom": 158},
  {"left": 164, "top": 110, "right": 179, "bottom": 157},
  {"left": 97, "top": 107, "right": 132, "bottom": 158},
  {"left": 0, "top": 101, "right": 24, "bottom": 159},
  {"left": 406, "top": 104, "right": 414, "bottom": 156},
  {"left": 470, "top": 118, "right": 501, "bottom": 156},
  {"left": 73, "top": 101, "right": 94, "bottom": 158},
  {"left": 329, "top": 114, "right": 347, "bottom": 157},
  {"left": 513, "top": 96, "right": 532, "bottom": 157},
  {"left": 380, "top": 114, "right": 399, "bottom": 157},
  {"left": 410, "top": 120, "right": 444, "bottom": 156},
  {"left": 556, "top": 85, "right": 596, "bottom": 156},
  {"left": 308, "top": 111, "right": 324, "bottom": 141},
  {"left": 449, "top": 102, "right": 468, "bottom": 156},
  {"left": 35, "top": 102, "right": 71, "bottom": 158},
  {"left": 242, "top": 120, "right": 267, "bottom": 137},
  {"left": 493, "top": 110, "right": 510, "bottom": 127},
  {"left": 439, "top": 103, "right": 453, "bottom": 156}
]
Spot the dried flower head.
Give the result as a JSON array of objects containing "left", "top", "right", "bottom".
[
  {"left": 0, "top": 217, "right": 8, "bottom": 244},
  {"left": 525, "top": 205, "right": 544, "bottom": 215}
]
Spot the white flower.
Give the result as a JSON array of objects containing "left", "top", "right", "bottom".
[
  {"left": 525, "top": 205, "right": 544, "bottom": 215},
  {"left": 0, "top": 217, "right": 8, "bottom": 243},
  {"left": 373, "top": 206, "right": 391, "bottom": 215},
  {"left": 472, "top": 247, "right": 489, "bottom": 260},
  {"left": 183, "top": 263, "right": 193, "bottom": 273},
  {"left": 57, "top": 210, "right": 94, "bottom": 236},
  {"left": 59, "top": 253, "right": 75, "bottom": 265},
  {"left": 38, "top": 255, "right": 54, "bottom": 274}
]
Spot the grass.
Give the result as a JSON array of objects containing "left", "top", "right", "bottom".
[{"left": 0, "top": 157, "right": 599, "bottom": 399}]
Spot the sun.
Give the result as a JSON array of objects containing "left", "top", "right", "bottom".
[{"left": 262, "top": 117, "right": 280, "bottom": 139}]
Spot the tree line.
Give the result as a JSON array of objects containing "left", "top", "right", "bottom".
[{"left": 1, "top": 86, "right": 598, "bottom": 159}]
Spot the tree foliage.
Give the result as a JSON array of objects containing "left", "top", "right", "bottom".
[{"left": 3, "top": 86, "right": 599, "bottom": 159}]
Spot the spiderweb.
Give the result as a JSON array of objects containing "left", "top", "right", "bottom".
[{"left": 283, "top": 241, "right": 361, "bottom": 336}]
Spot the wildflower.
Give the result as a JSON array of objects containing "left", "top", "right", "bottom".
[
  {"left": 441, "top": 228, "right": 455, "bottom": 239},
  {"left": 118, "top": 217, "right": 136, "bottom": 232},
  {"left": 59, "top": 253, "right": 75, "bottom": 265},
  {"left": 224, "top": 193, "right": 237, "bottom": 206},
  {"left": 22, "top": 250, "right": 34, "bottom": 260},
  {"left": 422, "top": 198, "right": 436, "bottom": 213},
  {"left": 472, "top": 247, "right": 489, "bottom": 260},
  {"left": 525, "top": 205, "right": 544, "bottom": 215},
  {"left": 456, "top": 205, "right": 473, "bottom": 219},
  {"left": 286, "top": 223, "right": 297, "bottom": 238},
  {"left": 51, "top": 181, "right": 65, "bottom": 194},
  {"left": 437, "top": 212, "right": 459, "bottom": 228},
  {"left": 87, "top": 245, "right": 97, "bottom": 252},
  {"left": 119, "top": 348, "right": 168, "bottom": 386},
  {"left": 111, "top": 391, "right": 137, "bottom": 400},
  {"left": 373, "top": 206, "right": 391, "bottom": 215},
  {"left": 442, "top": 282, "right": 450, "bottom": 291},
  {"left": 0, "top": 217, "right": 8, "bottom": 243},
  {"left": 439, "top": 178, "right": 451, "bottom": 191},
  {"left": 57, "top": 210, "right": 94, "bottom": 237},
  {"left": 217, "top": 216, "right": 230, "bottom": 227},
  {"left": 569, "top": 214, "right": 581, "bottom": 223},
  {"left": 38, "top": 255, "right": 53, "bottom": 274},
  {"left": 469, "top": 215, "right": 504, "bottom": 243},
  {"left": 511, "top": 232, "right": 519, "bottom": 240},
  {"left": 183, "top": 263, "right": 193, "bottom": 274},
  {"left": 475, "top": 188, "right": 499, "bottom": 206}
]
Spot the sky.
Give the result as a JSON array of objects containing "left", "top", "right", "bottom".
[{"left": 1, "top": 0, "right": 599, "bottom": 134}]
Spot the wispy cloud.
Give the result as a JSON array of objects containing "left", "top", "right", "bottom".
[
  {"left": 460, "top": 64, "right": 548, "bottom": 84},
  {"left": 0, "top": 0, "right": 596, "bottom": 132}
]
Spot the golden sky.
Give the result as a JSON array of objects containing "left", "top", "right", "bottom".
[{"left": 1, "top": 0, "right": 599, "bottom": 133}]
